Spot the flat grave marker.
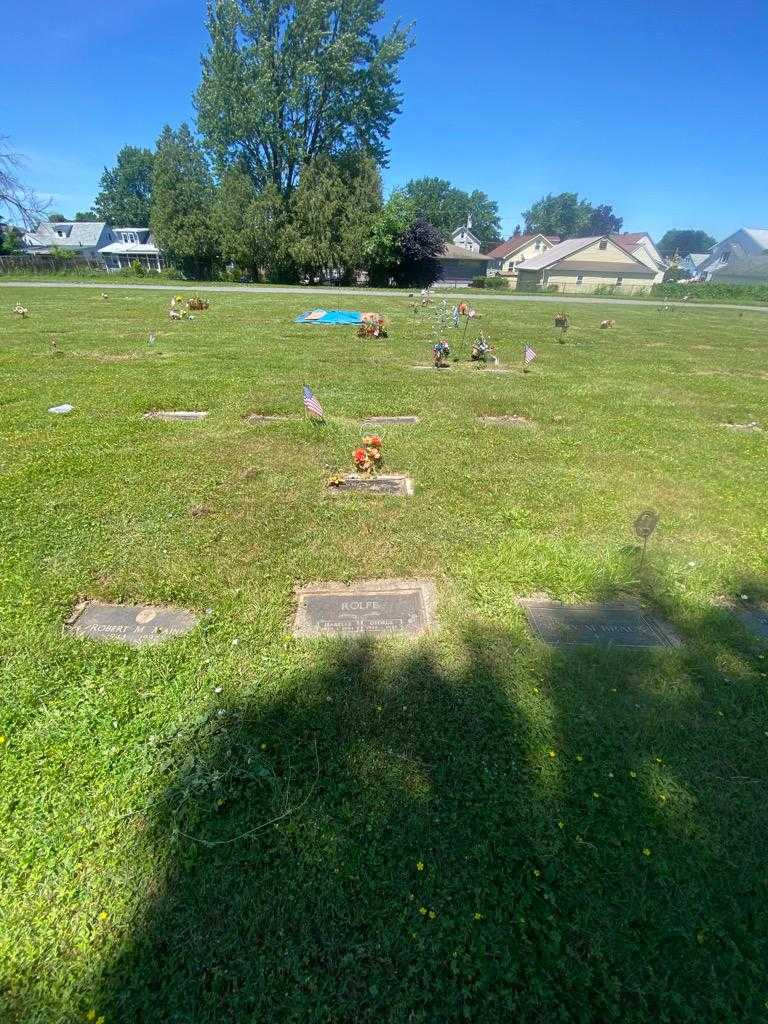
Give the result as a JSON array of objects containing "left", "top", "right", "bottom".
[
  {"left": 330, "top": 474, "right": 414, "bottom": 496},
  {"left": 519, "top": 599, "right": 681, "bottom": 649},
  {"left": 726, "top": 602, "right": 768, "bottom": 642},
  {"left": 247, "top": 414, "right": 293, "bottom": 425},
  {"left": 361, "top": 416, "right": 420, "bottom": 427},
  {"left": 144, "top": 410, "right": 209, "bottom": 422},
  {"left": 479, "top": 415, "right": 534, "bottom": 428},
  {"left": 294, "top": 579, "right": 436, "bottom": 637},
  {"left": 65, "top": 601, "right": 200, "bottom": 646},
  {"left": 721, "top": 421, "right": 762, "bottom": 433}
]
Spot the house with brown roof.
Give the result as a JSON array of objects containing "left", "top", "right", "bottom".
[
  {"left": 435, "top": 243, "right": 494, "bottom": 286},
  {"left": 485, "top": 233, "right": 560, "bottom": 279},
  {"left": 610, "top": 233, "right": 666, "bottom": 283},
  {"left": 515, "top": 235, "right": 657, "bottom": 294}
]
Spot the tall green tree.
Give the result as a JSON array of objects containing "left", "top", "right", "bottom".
[
  {"left": 401, "top": 177, "right": 502, "bottom": 248},
  {"left": 287, "top": 152, "right": 382, "bottom": 281},
  {"left": 94, "top": 146, "right": 154, "bottom": 225},
  {"left": 214, "top": 165, "right": 289, "bottom": 279},
  {"left": 151, "top": 124, "right": 217, "bottom": 277},
  {"left": 364, "top": 189, "right": 416, "bottom": 286},
  {"left": 74, "top": 210, "right": 98, "bottom": 222},
  {"left": 523, "top": 192, "right": 624, "bottom": 239},
  {"left": 196, "top": 0, "right": 411, "bottom": 196},
  {"left": 657, "top": 229, "right": 716, "bottom": 257}
]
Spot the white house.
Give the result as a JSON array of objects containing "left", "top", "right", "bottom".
[
  {"left": 23, "top": 220, "right": 112, "bottom": 259},
  {"left": 515, "top": 235, "right": 657, "bottom": 294},
  {"left": 698, "top": 228, "right": 768, "bottom": 280},
  {"left": 610, "top": 233, "right": 666, "bottom": 283},
  {"left": 450, "top": 217, "right": 482, "bottom": 253},
  {"left": 99, "top": 228, "right": 164, "bottom": 271},
  {"left": 23, "top": 221, "right": 164, "bottom": 271},
  {"left": 485, "top": 233, "right": 561, "bottom": 277}
]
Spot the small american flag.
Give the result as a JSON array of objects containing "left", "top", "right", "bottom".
[
  {"left": 523, "top": 345, "right": 537, "bottom": 367},
  {"left": 303, "top": 385, "right": 325, "bottom": 421}
]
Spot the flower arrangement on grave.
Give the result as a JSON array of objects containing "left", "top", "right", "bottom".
[
  {"left": 187, "top": 295, "right": 210, "bottom": 311},
  {"left": 13, "top": 304, "right": 29, "bottom": 318},
  {"left": 432, "top": 340, "right": 450, "bottom": 367},
  {"left": 554, "top": 313, "right": 569, "bottom": 329},
  {"left": 600, "top": 319, "right": 616, "bottom": 329},
  {"left": 169, "top": 295, "right": 188, "bottom": 320},
  {"left": 357, "top": 314, "right": 387, "bottom": 338},
  {"left": 471, "top": 333, "right": 495, "bottom": 362},
  {"left": 353, "top": 435, "right": 383, "bottom": 474}
]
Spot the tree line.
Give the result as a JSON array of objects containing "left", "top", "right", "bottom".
[{"left": 1, "top": 0, "right": 717, "bottom": 276}]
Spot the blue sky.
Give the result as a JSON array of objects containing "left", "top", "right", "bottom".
[{"left": 3, "top": 0, "right": 766, "bottom": 240}]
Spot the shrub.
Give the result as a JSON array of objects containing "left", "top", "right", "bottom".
[
  {"left": 652, "top": 281, "right": 768, "bottom": 304},
  {"left": 130, "top": 259, "right": 145, "bottom": 277},
  {"left": 471, "top": 275, "right": 507, "bottom": 289}
]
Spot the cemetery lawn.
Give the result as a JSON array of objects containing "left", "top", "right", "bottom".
[{"left": 2, "top": 287, "right": 768, "bottom": 1023}]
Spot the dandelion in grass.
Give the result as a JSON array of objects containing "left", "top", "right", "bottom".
[
  {"left": 419, "top": 906, "right": 428, "bottom": 915},
  {"left": 643, "top": 848, "right": 652, "bottom": 857},
  {"left": 576, "top": 755, "right": 583, "bottom": 763},
  {"left": 474, "top": 912, "right": 483, "bottom": 920},
  {"left": 0, "top": 735, "right": 5, "bottom": 744},
  {"left": 428, "top": 910, "right": 436, "bottom": 919},
  {"left": 416, "top": 861, "right": 424, "bottom": 871},
  {"left": 533, "top": 869, "right": 540, "bottom": 877},
  {"left": 548, "top": 750, "right": 557, "bottom": 758},
  {"left": 630, "top": 771, "right": 637, "bottom": 778},
  {"left": 98, "top": 911, "right": 108, "bottom": 921},
  {"left": 558, "top": 821, "right": 565, "bottom": 829}
]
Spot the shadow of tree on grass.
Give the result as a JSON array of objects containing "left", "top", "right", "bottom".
[{"left": 90, "top": 603, "right": 767, "bottom": 1023}]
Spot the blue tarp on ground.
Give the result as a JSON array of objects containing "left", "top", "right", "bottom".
[{"left": 295, "top": 309, "right": 363, "bottom": 325}]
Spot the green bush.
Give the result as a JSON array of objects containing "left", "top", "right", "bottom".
[
  {"left": 652, "top": 281, "right": 768, "bottom": 303},
  {"left": 471, "top": 275, "right": 507, "bottom": 289},
  {"left": 129, "top": 259, "right": 145, "bottom": 277}
]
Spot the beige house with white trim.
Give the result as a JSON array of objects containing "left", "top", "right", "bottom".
[
  {"left": 515, "top": 235, "right": 657, "bottom": 294},
  {"left": 485, "top": 233, "right": 560, "bottom": 278}
]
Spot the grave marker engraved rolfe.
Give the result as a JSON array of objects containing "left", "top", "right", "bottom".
[
  {"left": 65, "top": 602, "right": 200, "bottom": 646},
  {"left": 294, "top": 579, "right": 436, "bottom": 637},
  {"left": 519, "top": 600, "right": 681, "bottom": 649},
  {"left": 361, "top": 416, "right": 420, "bottom": 427},
  {"left": 331, "top": 474, "right": 414, "bottom": 496},
  {"left": 144, "top": 410, "right": 209, "bottom": 422}
]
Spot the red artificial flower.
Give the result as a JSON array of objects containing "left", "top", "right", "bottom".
[
  {"left": 353, "top": 447, "right": 367, "bottom": 463},
  {"left": 369, "top": 436, "right": 382, "bottom": 447}
]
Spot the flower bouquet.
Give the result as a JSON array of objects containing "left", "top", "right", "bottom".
[
  {"left": 353, "top": 435, "right": 383, "bottom": 474},
  {"left": 357, "top": 314, "right": 387, "bottom": 338},
  {"left": 187, "top": 295, "right": 210, "bottom": 311},
  {"left": 14, "top": 304, "right": 29, "bottom": 318},
  {"left": 432, "top": 340, "right": 450, "bottom": 368},
  {"left": 471, "top": 333, "right": 495, "bottom": 362}
]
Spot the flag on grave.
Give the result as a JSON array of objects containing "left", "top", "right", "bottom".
[
  {"left": 303, "top": 386, "right": 325, "bottom": 421},
  {"left": 523, "top": 345, "right": 537, "bottom": 367}
]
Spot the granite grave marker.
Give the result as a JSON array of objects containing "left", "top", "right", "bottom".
[
  {"left": 65, "top": 601, "right": 200, "bottom": 646},
  {"left": 330, "top": 474, "right": 414, "bottom": 496},
  {"left": 294, "top": 579, "right": 436, "bottom": 637},
  {"left": 519, "top": 599, "right": 681, "bottom": 649}
]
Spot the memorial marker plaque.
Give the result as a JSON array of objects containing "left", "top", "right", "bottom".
[
  {"left": 361, "top": 416, "right": 420, "bottom": 427},
  {"left": 732, "top": 604, "right": 768, "bottom": 641},
  {"left": 519, "top": 599, "right": 681, "bottom": 649},
  {"left": 144, "top": 410, "right": 208, "bottom": 422},
  {"left": 294, "top": 579, "right": 436, "bottom": 637},
  {"left": 479, "top": 415, "right": 534, "bottom": 428},
  {"left": 722, "top": 422, "right": 762, "bottom": 433},
  {"left": 247, "top": 414, "right": 292, "bottom": 424},
  {"left": 65, "top": 601, "right": 200, "bottom": 646},
  {"left": 331, "top": 474, "right": 414, "bottom": 496}
]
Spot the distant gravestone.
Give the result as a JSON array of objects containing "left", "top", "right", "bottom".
[
  {"left": 362, "top": 416, "right": 420, "bottom": 427},
  {"left": 144, "top": 410, "right": 208, "bottom": 422},
  {"left": 65, "top": 601, "right": 200, "bottom": 646},
  {"left": 731, "top": 604, "right": 768, "bottom": 641},
  {"left": 722, "top": 421, "right": 762, "bottom": 433},
  {"left": 48, "top": 404, "right": 74, "bottom": 415},
  {"left": 479, "top": 415, "right": 534, "bottom": 428},
  {"left": 294, "top": 579, "right": 436, "bottom": 637},
  {"left": 330, "top": 474, "right": 414, "bottom": 496},
  {"left": 519, "top": 599, "right": 681, "bottom": 649},
  {"left": 247, "top": 414, "right": 292, "bottom": 424}
]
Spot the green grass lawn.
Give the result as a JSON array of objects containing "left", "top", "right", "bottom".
[{"left": 2, "top": 288, "right": 767, "bottom": 1023}]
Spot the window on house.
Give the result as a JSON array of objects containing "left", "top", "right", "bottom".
[
  {"left": 598, "top": 240, "right": 608, "bottom": 250},
  {"left": 616, "top": 275, "right": 624, "bottom": 286},
  {"left": 576, "top": 274, "right": 584, "bottom": 285},
  {"left": 721, "top": 251, "right": 730, "bottom": 263}
]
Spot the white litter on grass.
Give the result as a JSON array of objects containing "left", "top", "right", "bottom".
[{"left": 48, "top": 404, "right": 74, "bottom": 414}]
